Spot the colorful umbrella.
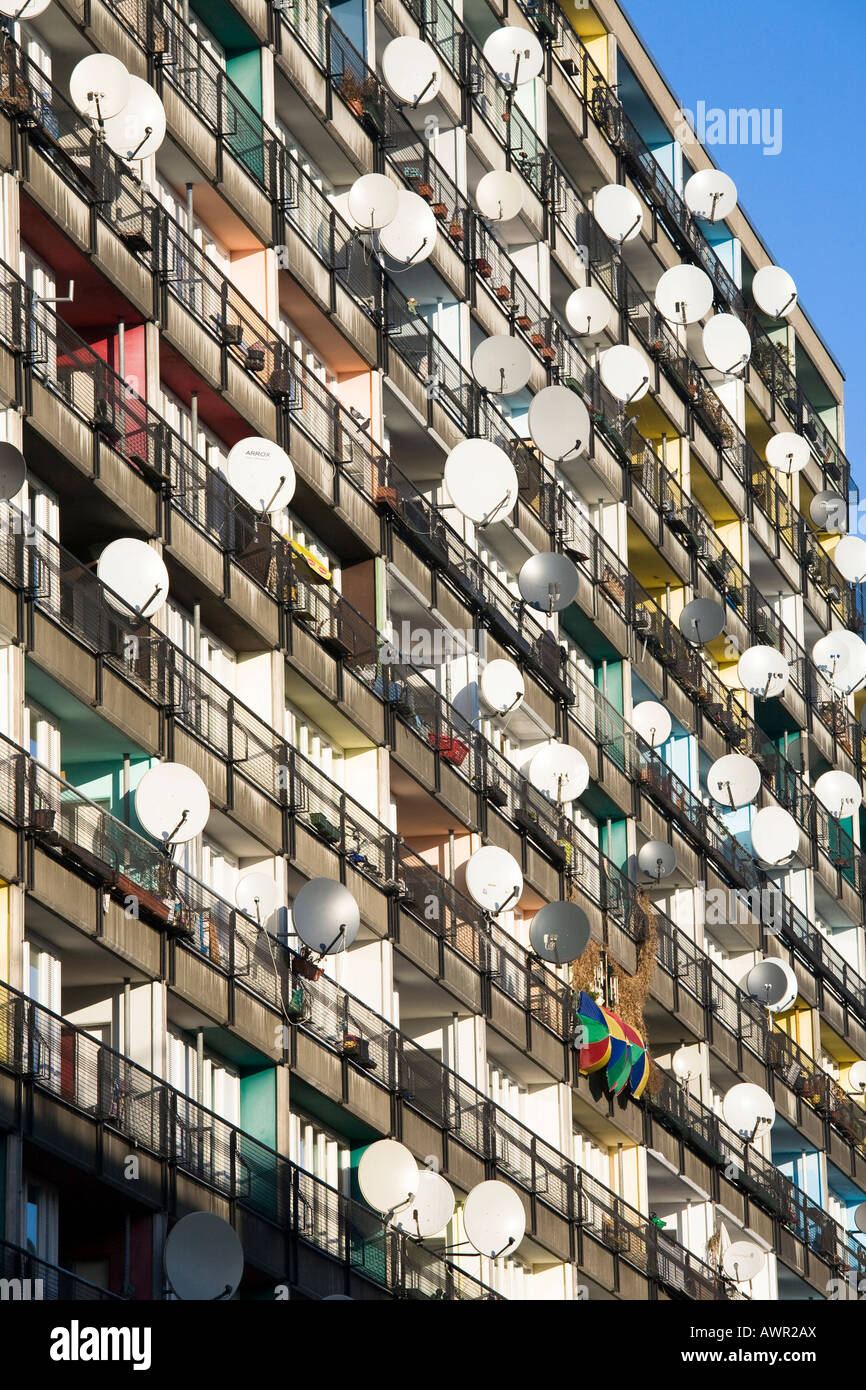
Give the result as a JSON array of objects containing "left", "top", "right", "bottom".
[
  {"left": 575, "top": 991, "right": 611, "bottom": 1073},
  {"left": 602, "top": 1008, "right": 632, "bottom": 1095},
  {"left": 629, "top": 1048, "right": 650, "bottom": 1099}
]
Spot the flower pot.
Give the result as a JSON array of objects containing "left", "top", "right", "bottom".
[
  {"left": 475, "top": 258, "right": 492, "bottom": 276},
  {"left": 432, "top": 202, "right": 447, "bottom": 218},
  {"left": 494, "top": 284, "right": 511, "bottom": 300},
  {"left": 449, "top": 221, "right": 464, "bottom": 241},
  {"left": 516, "top": 314, "right": 532, "bottom": 330},
  {"left": 416, "top": 181, "right": 434, "bottom": 200}
]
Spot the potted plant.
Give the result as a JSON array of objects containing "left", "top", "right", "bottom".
[
  {"left": 339, "top": 70, "right": 363, "bottom": 117},
  {"left": 449, "top": 219, "right": 464, "bottom": 242},
  {"left": 516, "top": 313, "right": 532, "bottom": 331},
  {"left": 341, "top": 1033, "right": 376, "bottom": 1069},
  {"left": 475, "top": 257, "right": 492, "bottom": 277},
  {"left": 432, "top": 201, "right": 447, "bottom": 218}
]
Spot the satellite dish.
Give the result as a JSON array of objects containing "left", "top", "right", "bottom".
[
  {"left": 226, "top": 437, "right": 296, "bottom": 514},
  {"left": 529, "top": 901, "right": 591, "bottom": 964},
  {"left": 378, "top": 191, "right": 437, "bottom": 266},
  {"left": 599, "top": 344, "right": 650, "bottom": 404},
  {"left": 679, "top": 597, "right": 725, "bottom": 645},
  {"left": 671, "top": 1046, "right": 692, "bottom": 1081},
  {"left": 631, "top": 701, "right": 672, "bottom": 748},
  {"left": 707, "top": 753, "right": 762, "bottom": 809},
  {"left": 479, "top": 659, "right": 525, "bottom": 714},
  {"left": 292, "top": 878, "right": 360, "bottom": 955},
  {"left": 702, "top": 314, "right": 751, "bottom": 375},
  {"left": 528, "top": 743, "right": 589, "bottom": 802},
  {"left": 812, "top": 632, "right": 851, "bottom": 687},
  {"left": 855, "top": 1203, "right": 866, "bottom": 1234},
  {"left": 814, "top": 769, "right": 863, "bottom": 820},
  {"left": 752, "top": 265, "right": 798, "bottom": 319},
  {"left": 517, "top": 552, "right": 580, "bottom": 613},
  {"left": 135, "top": 762, "right": 210, "bottom": 845},
  {"left": 98, "top": 539, "right": 169, "bottom": 619},
  {"left": 743, "top": 959, "right": 798, "bottom": 1012},
  {"left": 722, "top": 1241, "right": 766, "bottom": 1282},
  {"left": 381, "top": 36, "right": 442, "bottom": 106},
  {"left": 637, "top": 840, "right": 676, "bottom": 880},
  {"left": 69, "top": 53, "right": 130, "bottom": 122},
  {"left": 849, "top": 1060, "right": 866, "bottom": 1093},
  {"left": 0, "top": 0, "right": 51, "bottom": 14},
  {"left": 593, "top": 184, "right": 643, "bottom": 245},
  {"left": 464, "top": 845, "right": 523, "bottom": 915},
  {"left": 833, "top": 535, "right": 866, "bottom": 583},
  {"left": 322, "top": 1294, "right": 354, "bottom": 1300},
  {"left": 564, "top": 286, "right": 611, "bottom": 336},
  {"left": 684, "top": 169, "right": 738, "bottom": 223},
  {"left": 528, "top": 385, "right": 590, "bottom": 462},
  {"left": 103, "top": 77, "right": 166, "bottom": 160},
  {"left": 393, "top": 1169, "right": 455, "bottom": 1237},
  {"left": 738, "top": 645, "right": 790, "bottom": 699},
  {"left": 348, "top": 173, "right": 399, "bottom": 230},
  {"left": 750, "top": 806, "right": 799, "bottom": 867},
  {"left": 443, "top": 439, "right": 518, "bottom": 526},
  {"left": 462, "top": 1180, "right": 526, "bottom": 1257},
  {"left": 765, "top": 431, "right": 810, "bottom": 475},
  {"left": 482, "top": 27, "right": 544, "bottom": 87},
  {"left": 810, "top": 490, "right": 847, "bottom": 533},
  {"left": 475, "top": 169, "right": 525, "bottom": 222},
  {"left": 235, "top": 872, "right": 280, "bottom": 923},
  {"left": 828, "top": 630, "right": 866, "bottom": 693},
  {"left": 0, "top": 442, "right": 26, "bottom": 500},
  {"left": 654, "top": 264, "right": 714, "bottom": 326},
  {"left": 164, "top": 1213, "right": 244, "bottom": 1301},
  {"left": 722, "top": 1082, "right": 775, "bottom": 1140},
  {"left": 471, "top": 335, "right": 533, "bottom": 395},
  {"left": 358, "top": 1140, "right": 419, "bottom": 1215}
]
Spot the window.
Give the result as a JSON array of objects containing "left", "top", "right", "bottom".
[
  {"left": 24, "top": 701, "right": 61, "bottom": 774},
  {"left": 289, "top": 1112, "right": 350, "bottom": 1192},
  {"left": 22, "top": 1176, "right": 58, "bottom": 1264},
  {"left": 285, "top": 700, "right": 344, "bottom": 785}
]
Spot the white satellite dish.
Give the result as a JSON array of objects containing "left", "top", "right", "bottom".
[
  {"left": 482, "top": 27, "right": 544, "bottom": 87},
  {"left": 529, "top": 901, "right": 591, "bottom": 964},
  {"left": 707, "top": 754, "right": 762, "bottom": 809},
  {"left": 702, "top": 313, "right": 751, "bottom": 376},
  {"left": 292, "top": 878, "right": 360, "bottom": 955},
  {"left": 471, "top": 335, "right": 533, "bottom": 395},
  {"left": 464, "top": 845, "right": 523, "bottom": 915},
  {"left": 528, "top": 386, "right": 590, "bottom": 462},
  {"left": 855, "top": 1203, "right": 866, "bottom": 1235},
  {"left": 637, "top": 840, "right": 676, "bottom": 880},
  {"left": 564, "top": 286, "right": 611, "bottom": 337},
  {"left": 103, "top": 77, "right": 166, "bottom": 161},
  {"left": 378, "top": 191, "right": 437, "bottom": 266},
  {"left": 599, "top": 344, "right": 650, "bottom": 404},
  {"left": 631, "top": 701, "right": 672, "bottom": 748},
  {"left": 684, "top": 169, "right": 738, "bottom": 223},
  {"left": 654, "top": 264, "right": 714, "bottom": 326},
  {"left": 765, "top": 431, "right": 810, "bottom": 475},
  {"left": 135, "top": 762, "right": 210, "bottom": 845},
  {"left": 671, "top": 1047, "right": 692, "bottom": 1081},
  {"left": 97, "top": 538, "right": 169, "bottom": 619},
  {"left": 443, "top": 439, "right": 518, "bottom": 526},
  {"left": 479, "top": 659, "right": 525, "bottom": 715},
  {"left": 393, "top": 1170, "right": 455, "bottom": 1238},
  {"left": 830, "top": 630, "right": 866, "bottom": 693},
  {"left": 722, "top": 1241, "right": 766, "bottom": 1282},
  {"left": 593, "top": 184, "right": 643, "bottom": 245},
  {"left": 743, "top": 959, "right": 798, "bottom": 1012},
  {"left": 475, "top": 169, "right": 525, "bottom": 222},
  {"left": 164, "top": 1213, "right": 244, "bottom": 1301},
  {"left": 752, "top": 265, "right": 798, "bottom": 319},
  {"left": 0, "top": 0, "right": 51, "bottom": 15},
  {"left": 358, "top": 1140, "right": 419, "bottom": 1215},
  {"left": 833, "top": 535, "right": 866, "bottom": 583},
  {"left": 226, "top": 437, "right": 296, "bottom": 514},
  {"left": 810, "top": 491, "right": 847, "bottom": 533},
  {"left": 235, "top": 872, "right": 280, "bottom": 924},
  {"left": 517, "top": 552, "right": 580, "bottom": 613},
  {"left": 812, "top": 632, "right": 851, "bottom": 687},
  {"left": 738, "top": 645, "right": 790, "bottom": 700},
  {"left": 462, "top": 1180, "right": 526, "bottom": 1257},
  {"left": 0, "top": 442, "right": 26, "bottom": 500},
  {"left": 849, "top": 1060, "right": 866, "bottom": 1093},
  {"left": 722, "top": 1082, "right": 775, "bottom": 1140},
  {"left": 679, "top": 597, "right": 725, "bottom": 645},
  {"left": 381, "top": 36, "right": 442, "bottom": 106},
  {"left": 750, "top": 806, "right": 799, "bottom": 867},
  {"left": 528, "top": 743, "right": 589, "bottom": 802},
  {"left": 814, "top": 769, "right": 863, "bottom": 820},
  {"left": 69, "top": 52, "right": 130, "bottom": 122},
  {"left": 348, "top": 173, "right": 399, "bottom": 231}
]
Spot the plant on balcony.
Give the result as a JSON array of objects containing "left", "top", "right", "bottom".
[
  {"left": 432, "top": 201, "right": 448, "bottom": 218},
  {"left": 515, "top": 313, "right": 532, "bottom": 331},
  {"left": 449, "top": 219, "right": 465, "bottom": 242},
  {"left": 475, "top": 257, "right": 492, "bottom": 277}
]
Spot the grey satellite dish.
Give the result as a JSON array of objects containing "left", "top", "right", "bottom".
[
  {"left": 814, "top": 769, "right": 863, "bottom": 820},
  {"left": 722, "top": 1241, "right": 766, "bottom": 1282},
  {"left": 235, "top": 872, "right": 280, "bottom": 924},
  {"left": 679, "top": 597, "right": 725, "bottom": 645},
  {"left": 593, "top": 184, "right": 643, "bottom": 245},
  {"left": 684, "top": 169, "right": 737, "bottom": 223},
  {"left": 752, "top": 265, "right": 797, "bottom": 319},
  {"left": 292, "top": 878, "right": 360, "bottom": 955},
  {"left": 833, "top": 535, "right": 866, "bottom": 583},
  {"left": 443, "top": 439, "right": 518, "bottom": 526},
  {"left": 528, "top": 386, "right": 590, "bottom": 462},
  {"left": 722, "top": 1082, "right": 775, "bottom": 1140},
  {"left": 381, "top": 36, "right": 442, "bottom": 106},
  {"left": 164, "top": 1212, "right": 244, "bottom": 1301},
  {"left": 849, "top": 1060, "right": 866, "bottom": 1093},
  {"left": 812, "top": 632, "right": 850, "bottom": 688},
  {"left": 358, "top": 1139, "right": 419, "bottom": 1215},
  {"left": 464, "top": 845, "right": 523, "bottom": 915},
  {"left": 475, "top": 169, "right": 525, "bottom": 222},
  {"left": 631, "top": 701, "right": 672, "bottom": 748},
  {"left": 97, "top": 538, "right": 169, "bottom": 619},
  {"left": 529, "top": 901, "right": 591, "bottom": 964},
  {"left": 707, "top": 753, "right": 762, "bottom": 810},
  {"left": 750, "top": 806, "right": 799, "bottom": 867},
  {"left": 0, "top": 442, "right": 26, "bottom": 500},
  {"left": 826, "top": 630, "right": 866, "bottom": 694},
  {"left": 348, "top": 173, "right": 399, "bottom": 230},
  {"left": 69, "top": 52, "right": 130, "bottom": 123},
  {"left": 393, "top": 1169, "right": 455, "bottom": 1238},
  {"left": 637, "top": 840, "right": 676, "bottom": 880},
  {"left": 517, "top": 552, "right": 580, "bottom": 614},
  {"left": 227, "top": 437, "right": 296, "bottom": 514},
  {"left": 855, "top": 1202, "right": 866, "bottom": 1235},
  {"left": 671, "top": 1047, "right": 692, "bottom": 1082},
  {"left": 482, "top": 27, "right": 544, "bottom": 86},
  {"left": 471, "top": 335, "right": 533, "bottom": 395},
  {"left": 479, "top": 659, "right": 525, "bottom": 715},
  {"left": 135, "top": 762, "right": 210, "bottom": 846},
  {"left": 810, "top": 490, "right": 847, "bottom": 533},
  {"left": 103, "top": 77, "right": 166, "bottom": 160},
  {"left": 462, "top": 1180, "right": 526, "bottom": 1257},
  {"left": 599, "top": 344, "right": 650, "bottom": 404},
  {"left": 0, "top": 0, "right": 51, "bottom": 14},
  {"left": 702, "top": 313, "right": 751, "bottom": 375},
  {"left": 655, "top": 264, "right": 714, "bottom": 326},
  {"left": 737, "top": 645, "right": 790, "bottom": 700},
  {"left": 378, "top": 191, "right": 436, "bottom": 266},
  {"left": 528, "top": 743, "right": 589, "bottom": 802},
  {"left": 765, "top": 431, "right": 810, "bottom": 475},
  {"left": 743, "top": 959, "right": 798, "bottom": 1013},
  {"left": 564, "top": 286, "right": 611, "bottom": 337},
  {"left": 323, "top": 1294, "right": 354, "bottom": 1300}
]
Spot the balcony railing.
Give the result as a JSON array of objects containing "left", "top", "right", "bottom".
[{"left": 0, "top": 1238, "right": 124, "bottom": 1300}]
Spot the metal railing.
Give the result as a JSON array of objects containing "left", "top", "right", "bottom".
[{"left": 0, "top": 1238, "right": 124, "bottom": 1300}]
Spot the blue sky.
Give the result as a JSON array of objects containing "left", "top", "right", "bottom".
[{"left": 621, "top": 0, "right": 865, "bottom": 497}]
